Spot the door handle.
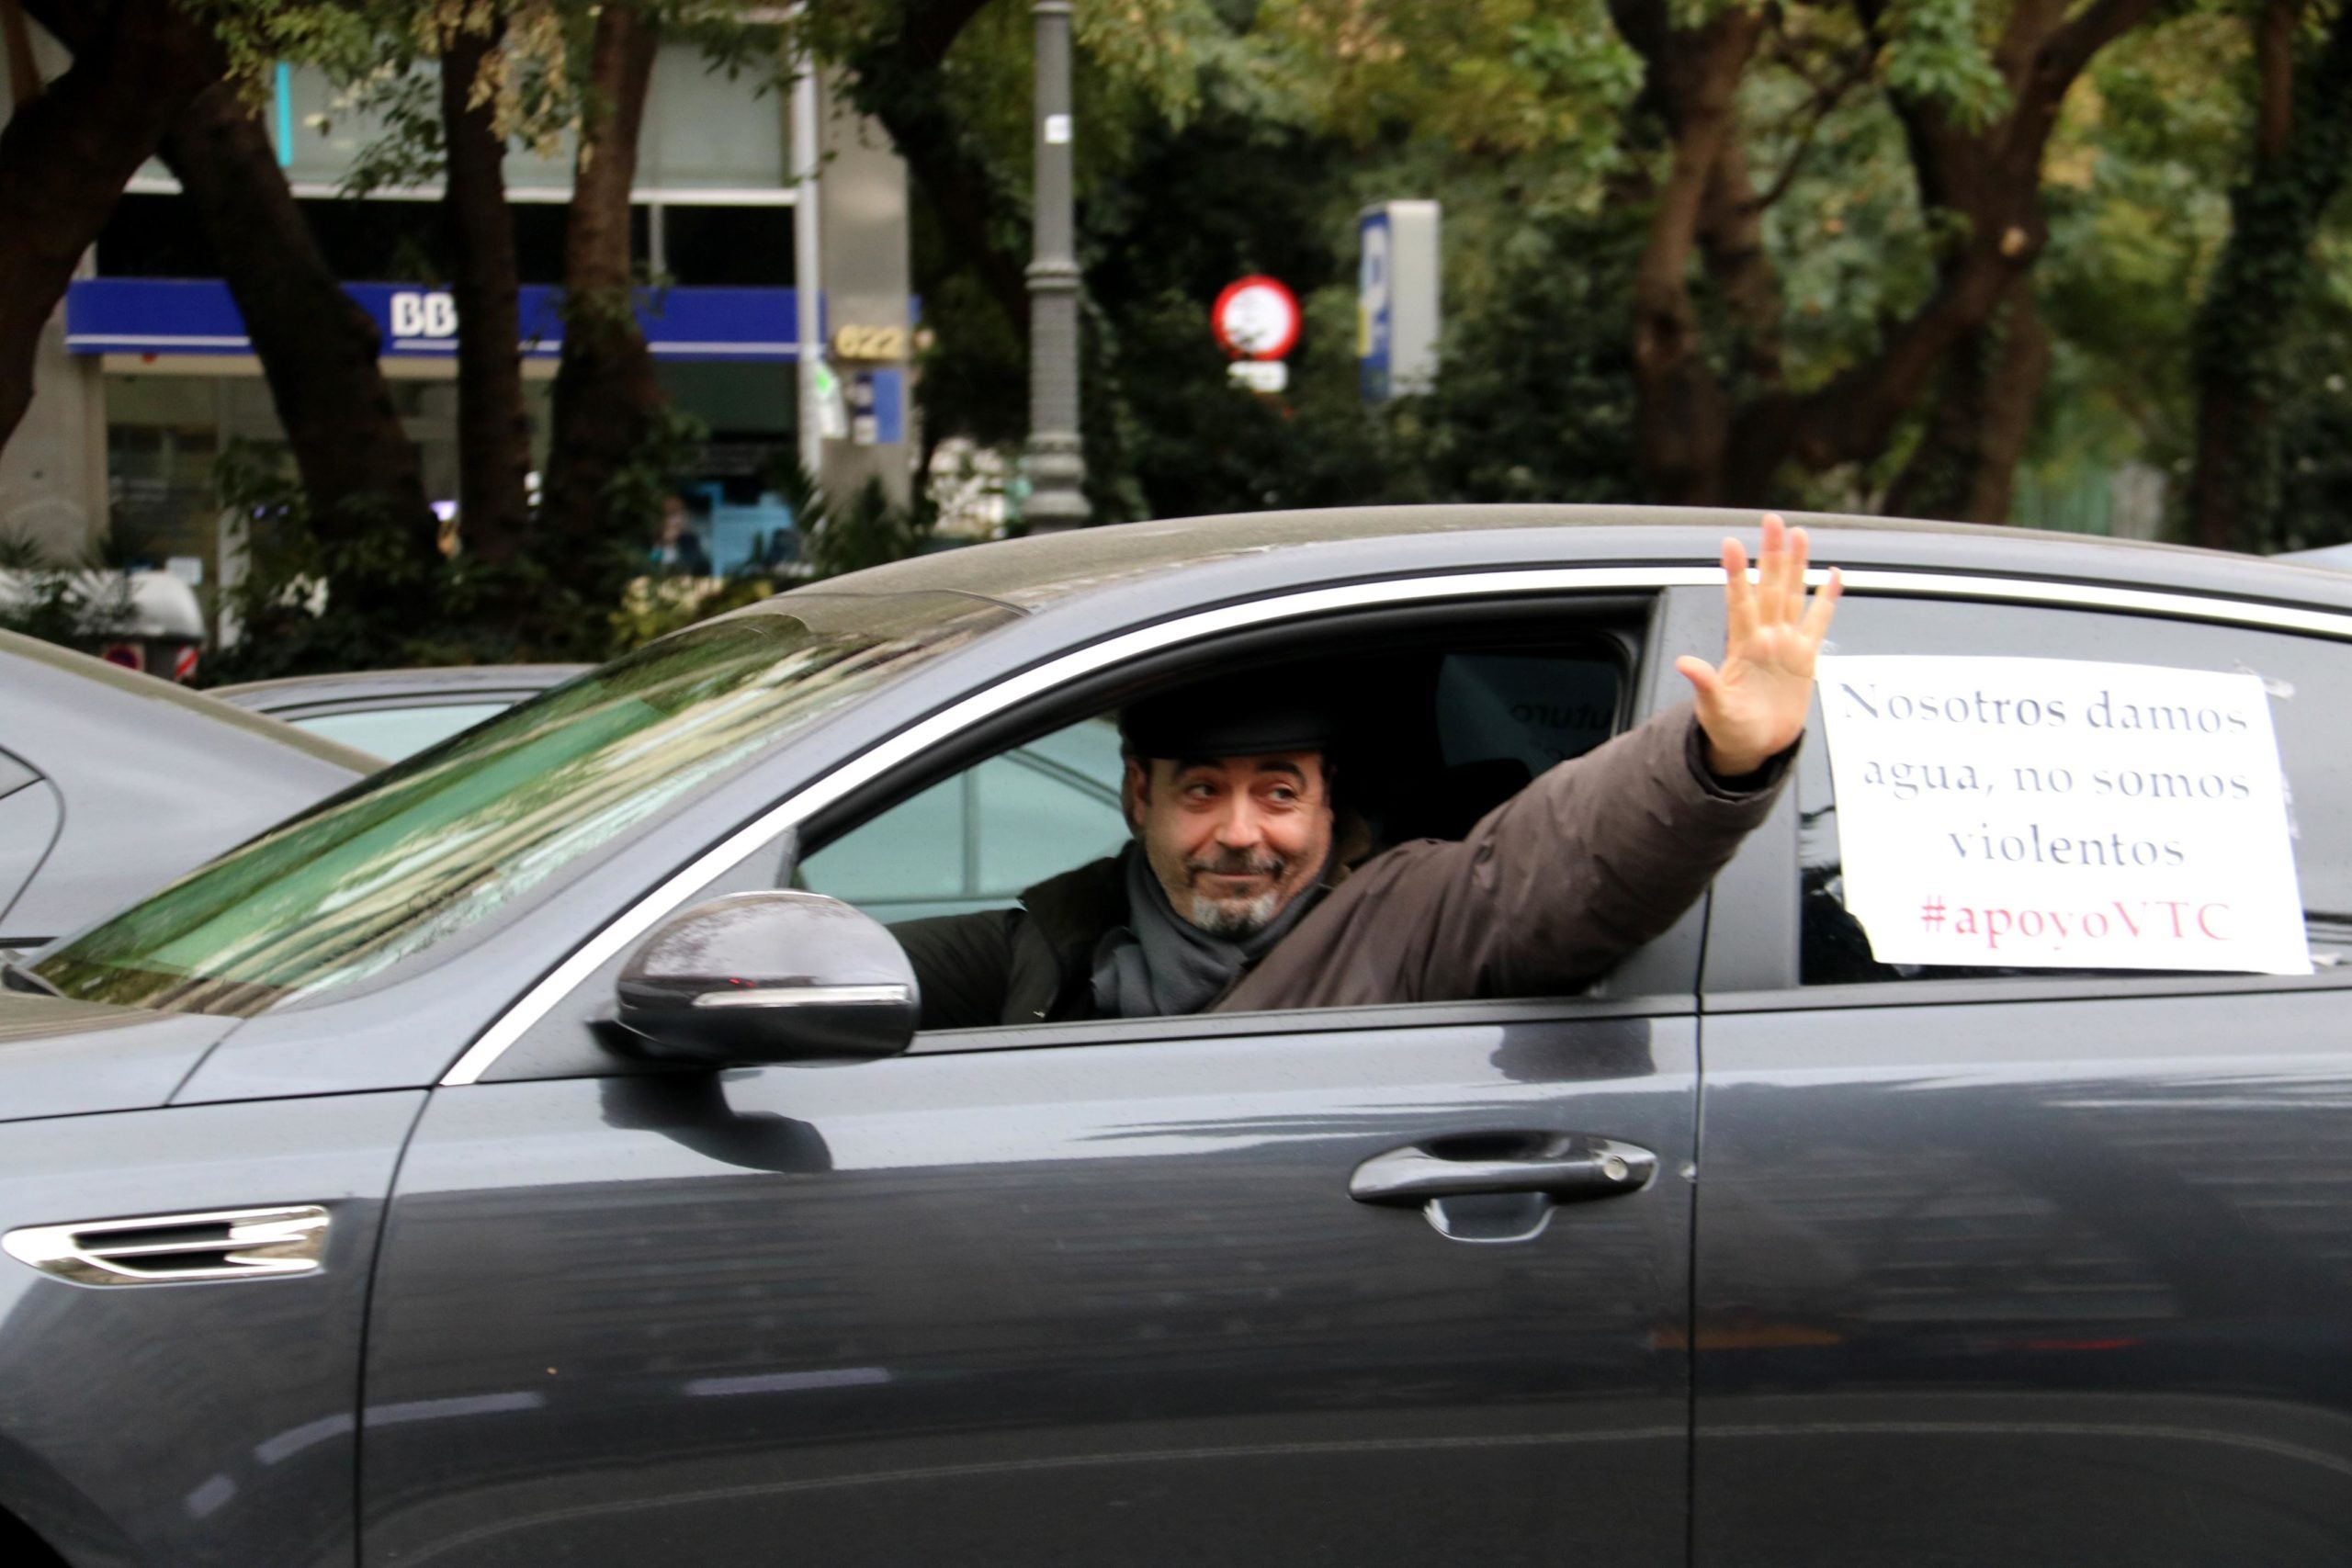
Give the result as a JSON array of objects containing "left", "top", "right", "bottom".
[{"left": 1349, "top": 1134, "right": 1657, "bottom": 1206}]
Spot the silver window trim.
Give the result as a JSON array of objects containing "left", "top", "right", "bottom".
[{"left": 439, "top": 563, "right": 2352, "bottom": 1086}]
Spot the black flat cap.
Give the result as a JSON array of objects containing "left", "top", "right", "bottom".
[{"left": 1119, "top": 671, "right": 1339, "bottom": 760}]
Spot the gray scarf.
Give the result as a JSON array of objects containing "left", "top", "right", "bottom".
[{"left": 1089, "top": 841, "right": 1329, "bottom": 1019}]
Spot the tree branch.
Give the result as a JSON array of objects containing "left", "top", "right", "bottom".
[
  {"left": 0, "top": 0, "right": 219, "bottom": 450},
  {"left": 1749, "top": 50, "right": 1872, "bottom": 212}
]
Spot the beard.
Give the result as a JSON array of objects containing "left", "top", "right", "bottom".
[{"left": 1183, "top": 848, "right": 1289, "bottom": 938}]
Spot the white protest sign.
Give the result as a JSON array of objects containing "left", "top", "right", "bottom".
[{"left": 1816, "top": 656, "right": 2309, "bottom": 975}]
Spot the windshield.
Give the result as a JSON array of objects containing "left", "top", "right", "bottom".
[{"left": 35, "top": 592, "right": 1015, "bottom": 1015}]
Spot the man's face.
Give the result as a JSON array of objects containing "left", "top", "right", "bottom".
[
  {"left": 659, "top": 500, "right": 688, "bottom": 542},
  {"left": 1126, "top": 751, "right": 1334, "bottom": 938}
]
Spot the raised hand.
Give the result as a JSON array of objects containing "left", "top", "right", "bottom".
[{"left": 1675, "top": 513, "right": 1842, "bottom": 777}]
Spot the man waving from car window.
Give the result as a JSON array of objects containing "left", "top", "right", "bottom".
[{"left": 894, "top": 513, "right": 1843, "bottom": 1028}]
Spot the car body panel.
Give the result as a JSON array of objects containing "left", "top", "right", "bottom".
[
  {"left": 0, "top": 1091, "right": 424, "bottom": 1567},
  {"left": 363, "top": 1013, "right": 1698, "bottom": 1567},
  {"left": 1688, "top": 580, "right": 2352, "bottom": 1564},
  {"left": 0, "top": 991, "right": 239, "bottom": 1120},
  {"left": 0, "top": 631, "right": 373, "bottom": 949},
  {"left": 1692, "top": 991, "right": 2352, "bottom": 1566}
]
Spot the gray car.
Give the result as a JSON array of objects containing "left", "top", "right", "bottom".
[
  {"left": 0, "top": 629, "right": 374, "bottom": 953},
  {"left": 210, "top": 664, "right": 594, "bottom": 761},
  {"left": 5, "top": 507, "right": 2352, "bottom": 1567}
]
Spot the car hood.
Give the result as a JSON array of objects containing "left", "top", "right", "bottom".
[{"left": 0, "top": 989, "right": 239, "bottom": 1122}]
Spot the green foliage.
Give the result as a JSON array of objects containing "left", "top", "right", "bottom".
[
  {"left": 204, "top": 440, "right": 409, "bottom": 682},
  {"left": 1406, "top": 207, "right": 1644, "bottom": 503},
  {"left": 0, "top": 530, "right": 134, "bottom": 652},
  {"left": 605, "top": 573, "right": 775, "bottom": 652},
  {"left": 1879, "top": 0, "right": 2011, "bottom": 130},
  {"left": 2185, "top": 5, "right": 2352, "bottom": 547},
  {"left": 1261, "top": 0, "right": 1642, "bottom": 164},
  {"left": 806, "top": 476, "right": 929, "bottom": 576},
  {"left": 762, "top": 462, "right": 933, "bottom": 579}
]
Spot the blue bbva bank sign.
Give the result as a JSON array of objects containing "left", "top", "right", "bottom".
[{"left": 66, "top": 278, "right": 812, "bottom": 362}]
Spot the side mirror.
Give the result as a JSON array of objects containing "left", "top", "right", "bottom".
[{"left": 616, "top": 891, "right": 919, "bottom": 1066}]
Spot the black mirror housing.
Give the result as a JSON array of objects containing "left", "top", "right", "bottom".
[{"left": 616, "top": 891, "right": 919, "bottom": 1066}]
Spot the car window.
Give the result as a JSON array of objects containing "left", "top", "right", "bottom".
[
  {"left": 799, "top": 716, "right": 1128, "bottom": 921},
  {"left": 1798, "top": 596, "right": 2352, "bottom": 985},
  {"left": 793, "top": 638, "right": 1632, "bottom": 1029},
  {"left": 292, "top": 702, "right": 514, "bottom": 761},
  {"left": 32, "top": 592, "right": 1016, "bottom": 1015},
  {"left": 0, "top": 749, "right": 37, "bottom": 799}
]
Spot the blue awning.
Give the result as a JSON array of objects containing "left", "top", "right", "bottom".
[{"left": 67, "top": 278, "right": 825, "bottom": 363}]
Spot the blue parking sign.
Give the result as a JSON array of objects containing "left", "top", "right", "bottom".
[{"left": 1358, "top": 209, "right": 1393, "bottom": 400}]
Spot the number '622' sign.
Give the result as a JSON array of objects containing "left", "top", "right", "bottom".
[{"left": 831, "top": 323, "right": 908, "bottom": 361}]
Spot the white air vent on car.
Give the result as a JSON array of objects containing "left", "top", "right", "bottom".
[{"left": 1, "top": 1205, "right": 329, "bottom": 1287}]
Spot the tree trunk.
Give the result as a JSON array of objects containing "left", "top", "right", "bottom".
[
  {"left": 1883, "top": 280, "right": 2050, "bottom": 522},
  {"left": 540, "top": 3, "right": 662, "bottom": 581},
  {"left": 1697, "top": 133, "right": 1785, "bottom": 403},
  {"left": 1606, "top": 0, "right": 2158, "bottom": 504},
  {"left": 157, "top": 82, "right": 440, "bottom": 600},
  {"left": 440, "top": 20, "right": 532, "bottom": 567},
  {"left": 1611, "top": 0, "right": 1766, "bottom": 505},
  {"left": 0, "top": 0, "right": 216, "bottom": 451},
  {"left": 2187, "top": 0, "right": 2352, "bottom": 554},
  {"left": 1718, "top": 0, "right": 2160, "bottom": 502}
]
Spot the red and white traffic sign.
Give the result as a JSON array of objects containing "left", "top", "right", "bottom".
[{"left": 1211, "top": 276, "right": 1301, "bottom": 362}]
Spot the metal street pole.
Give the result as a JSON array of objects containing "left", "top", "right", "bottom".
[
  {"left": 789, "top": 13, "right": 827, "bottom": 487},
  {"left": 1023, "top": 0, "right": 1087, "bottom": 530}
]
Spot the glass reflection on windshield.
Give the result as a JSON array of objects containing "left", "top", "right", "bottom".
[{"left": 36, "top": 593, "right": 1013, "bottom": 1015}]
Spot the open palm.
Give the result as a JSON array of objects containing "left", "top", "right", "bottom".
[{"left": 1675, "top": 513, "right": 1842, "bottom": 777}]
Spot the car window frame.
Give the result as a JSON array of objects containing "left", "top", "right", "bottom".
[
  {"left": 1695, "top": 579, "right": 2352, "bottom": 1010},
  {"left": 445, "top": 568, "right": 1724, "bottom": 1085}
]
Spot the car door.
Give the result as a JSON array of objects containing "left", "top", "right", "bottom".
[
  {"left": 356, "top": 594, "right": 1707, "bottom": 1568},
  {"left": 1690, "top": 586, "right": 2352, "bottom": 1566}
]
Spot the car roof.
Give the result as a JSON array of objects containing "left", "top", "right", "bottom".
[
  {"left": 209, "top": 663, "right": 593, "bottom": 714},
  {"left": 816, "top": 506, "right": 2352, "bottom": 619},
  {"left": 0, "top": 630, "right": 377, "bottom": 942},
  {"left": 2, "top": 630, "right": 381, "bottom": 771}
]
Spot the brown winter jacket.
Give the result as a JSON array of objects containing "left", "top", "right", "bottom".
[{"left": 891, "top": 702, "right": 1790, "bottom": 1030}]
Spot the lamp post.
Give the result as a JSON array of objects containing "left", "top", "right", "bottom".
[
  {"left": 789, "top": 11, "right": 826, "bottom": 486},
  {"left": 1023, "top": 0, "right": 1087, "bottom": 530}
]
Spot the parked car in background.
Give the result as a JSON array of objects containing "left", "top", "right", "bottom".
[
  {"left": 6, "top": 508, "right": 2352, "bottom": 1567},
  {"left": 0, "top": 629, "right": 373, "bottom": 953},
  {"left": 211, "top": 664, "right": 592, "bottom": 761},
  {"left": 2276, "top": 541, "right": 2352, "bottom": 569}
]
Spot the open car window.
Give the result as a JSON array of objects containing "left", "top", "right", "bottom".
[
  {"left": 794, "top": 629, "right": 1634, "bottom": 1030},
  {"left": 800, "top": 716, "right": 1129, "bottom": 922}
]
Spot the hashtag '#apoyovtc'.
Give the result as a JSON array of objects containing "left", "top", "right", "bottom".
[{"left": 1920, "top": 895, "right": 1947, "bottom": 931}]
